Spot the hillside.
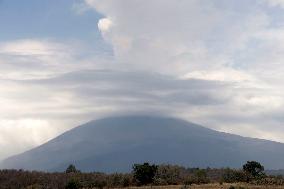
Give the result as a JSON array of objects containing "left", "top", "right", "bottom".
[{"left": 1, "top": 115, "right": 284, "bottom": 172}]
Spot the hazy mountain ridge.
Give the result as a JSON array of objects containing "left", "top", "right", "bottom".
[{"left": 1, "top": 115, "right": 284, "bottom": 173}]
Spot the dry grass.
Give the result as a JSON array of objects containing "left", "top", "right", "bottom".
[{"left": 121, "top": 184, "right": 284, "bottom": 189}]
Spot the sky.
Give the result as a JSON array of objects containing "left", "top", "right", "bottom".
[{"left": 1, "top": 0, "right": 284, "bottom": 160}]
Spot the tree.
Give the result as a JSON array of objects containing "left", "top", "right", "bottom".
[
  {"left": 243, "top": 161, "right": 265, "bottom": 179},
  {"left": 66, "top": 164, "right": 79, "bottom": 173},
  {"left": 65, "top": 178, "right": 81, "bottom": 189},
  {"left": 132, "top": 162, "right": 158, "bottom": 185}
]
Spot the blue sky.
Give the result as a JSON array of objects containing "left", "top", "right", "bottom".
[
  {"left": 1, "top": 0, "right": 284, "bottom": 161},
  {"left": 0, "top": 0, "right": 103, "bottom": 44}
]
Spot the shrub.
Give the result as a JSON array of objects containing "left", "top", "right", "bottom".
[
  {"left": 222, "top": 168, "right": 246, "bottom": 183},
  {"left": 183, "top": 176, "right": 194, "bottom": 186},
  {"left": 228, "top": 186, "right": 246, "bottom": 189},
  {"left": 194, "top": 169, "right": 210, "bottom": 184},
  {"left": 25, "top": 184, "right": 42, "bottom": 189},
  {"left": 154, "top": 164, "right": 183, "bottom": 185}
]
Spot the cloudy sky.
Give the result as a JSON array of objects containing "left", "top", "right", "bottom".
[{"left": 1, "top": 0, "right": 284, "bottom": 160}]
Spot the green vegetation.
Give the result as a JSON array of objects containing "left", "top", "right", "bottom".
[
  {"left": 222, "top": 168, "right": 247, "bottom": 183},
  {"left": 133, "top": 163, "right": 158, "bottom": 185},
  {"left": 243, "top": 161, "right": 265, "bottom": 180},
  {"left": 65, "top": 178, "right": 81, "bottom": 189},
  {"left": 0, "top": 161, "right": 283, "bottom": 189},
  {"left": 229, "top": 186, "right": 247, "bottom": 189},
  {"left": 65, "top": 164, "right": 80, "bottom": 174}
]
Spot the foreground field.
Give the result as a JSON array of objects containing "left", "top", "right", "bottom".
[{"left": 124, "top": 184, "right": 284, "bottom": 189}]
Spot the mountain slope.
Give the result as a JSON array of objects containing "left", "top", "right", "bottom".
[{"left": 1, "top": 116, "right": 284, "bottom": 172}]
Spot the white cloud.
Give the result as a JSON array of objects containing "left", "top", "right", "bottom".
[
  {"left": 0, "top": 39, "right": 65, "bottom": 56},
  {"left": 98, "top": 18, "right": 113, "bottom": 32},
  {"left": 0, "top": 119, "right": 56, "bottom": 161},
  {"left": 0, "top": 39, "right": 113, "bottom": 159},
  {"left": 83, "top": 0, "right": 284, "bottom": 141},
  {"left": 85, "top": 0, "right": 272, "bottom": 77},
  {"left": 265, "top": 0, "right": 284, "bottom": 8},
  {"left": 0, "top": 39, "right": 112, "bottom": 80},
  {"left": 0, "top": 39, "right": 72, "bottom": 79},
  {"left": 182, "top": 69, "right": 256, "bottom": 83}
]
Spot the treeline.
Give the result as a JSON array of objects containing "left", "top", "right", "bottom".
[{"left": 0, "top": 161, "right": 283, "bottom": 189}]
